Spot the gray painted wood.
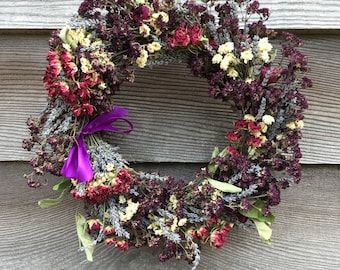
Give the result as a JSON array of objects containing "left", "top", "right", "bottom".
[
  {"left": 1, "top": 1, "right": 340, "bottom": 29},
  {"left": 0, "top": 162, "right": 339, "bottom": 270},
  {"left": 0, "top": 33, "right": 339, "bottom": 163}
]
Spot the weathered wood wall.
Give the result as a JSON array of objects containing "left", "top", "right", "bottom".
[{"left": 0, "top": 1, "right": 339, "bottom": 270}]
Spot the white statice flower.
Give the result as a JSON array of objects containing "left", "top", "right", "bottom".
[
  {"left": 80, "top": 58, "right": 91, "bottom": 73},
  {"left": 139, "top": 23, "right": 151, "bottom": 37},
  {"left": 260, "top": 122, "right": 268, "bottom": 133},
  {"left": 140, "top": 49, "right": 148, "bottom": 58},
  {"left": 154, "top": 229, "right": 165, "bottom": 236},
  {"left": 217, "top": 42, "right": 234, "bottom": 54},
  {"left": 258, "top": 37, "right": 273, "bottom": 52},
  {"left": 295, "top": 120, "right": 304, "bottom": 129},
  {"left": 98, "top": 82, "right": 106, "bottom": 90},
  {"left": 224, "top": 52, "right": 236, "bottom": 63},
  {"left": 286, "top": 121, "right": 296, "bottom": 129},
  {"left": 227, "top": 68, "right": 239, "bottom": 79},
  {"left": 258, "top": 37, "right": 273, "bottom": 63},
  {"left": 245, "top": 77, "right": 253, "bottom": 84},
  {"left": 260, "top": 135, "right": 267, "bottom": 144},
  {"left": 147, "top": 42, "right": 162, "bottom": 53},
  {"left": 240, "top": 49, "right": 254, "bottom": 64},
  {"left": 119, "top": 200, "right": 140, "bottom": 222},
  {"left": 220, "top": 57, "right": 230, "bottom": 71},
  {"left": 244, "top": 114, "right": 255, "bottom": 121},
  {"left": 212, "top": 54, "right": 223, "bottom": 64},
  {"left": 136, "top": 49, "right": 148, "bottom": 68},
  {"left": 80, "top": 37, "right": 91, "bottom": 47},
  {"left": 259, "top": 51, "right": 270, "bottom": 62},
  {"left": 262, "top": 114, "right": 275, "bottom": 125},
  {"left": 119, "top": 195, "right": 126, "bottom": 204},
  {"left": 170, "top": 217, "right": 178, "bottom": 232},
  {"left": 152, "top": 11, "right": 169, "bottom": 23},
  {"left": 105, "top": 163, "right": 114, "bottom": 172},
  {"left": 178, "top": 218, "right": 187, "bottom": 227},
  {"left": 276, "top": 134, "right": 284, "bottom": 140}
]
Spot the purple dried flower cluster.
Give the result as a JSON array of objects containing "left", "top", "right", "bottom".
[{"left": 22, "top": 0, "right": 311, "bottom": 269}]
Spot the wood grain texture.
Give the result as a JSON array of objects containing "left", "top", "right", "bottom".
[
  {"left": 1, "top": 0, "right": 340, "bottom": 29},
  {"left": 0, "top": 33, "right": 339, "bottom": 163},
  {"left": 0, "top": 162, "right": 339, "bottom": 270}
]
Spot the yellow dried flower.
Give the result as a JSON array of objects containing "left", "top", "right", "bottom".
[
  {"left": 240, "top": 49, "right": 254, "bottom": 64},
  {"left": 212, "top": 54, "right": 223, "bottom": 64},
  {"left": 218, "top": 42, "right": 234, "bottom": 54},
  {"left": 262, "top": 115, "right": 275, "bottom": 125},
  {"left": 147, "top": 42, "right": 162, "bottom": 53},
  {"left": 139, "top": 24, "right": 151, "bottom": 37}
]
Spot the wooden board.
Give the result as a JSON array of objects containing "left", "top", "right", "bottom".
[
  {"left": 1, "top": 0, "right": 340, "bottom": 29},
  {"left": 0, "top": 33, "right": 339, "bottom": 163},
  {"left": 0, "top": 162, "right": 339, "bottom": 269}
]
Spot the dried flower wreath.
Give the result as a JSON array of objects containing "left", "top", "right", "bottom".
[{"left": 22, "top": 0, "right": 312, "bottom": 269}]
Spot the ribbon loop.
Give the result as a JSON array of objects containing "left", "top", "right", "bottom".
[{"left": 60, "top": 106, "right": 134, "bottom": 183}]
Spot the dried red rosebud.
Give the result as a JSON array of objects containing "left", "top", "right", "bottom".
[
  {"left": 248, "top": 136, "right": 262, "bottom": 147},
  {"left": 196, "top": 225, "right": 207, "bottom": 239},
  {"left": 210, "top": 230, "right": 225, "bottom": 249},
  {"left": 221, "top": 224, "right": 231, "bottom": 235},
  {"left": 234, "top": 119, "right": 248, "bottom": 129},
  {"left": 227, "top": 145, "right": 238, "bottom": 156},
  {"left": 104, "top": 226, "right": 116, "bottom": 236},
  {"left": 248, "top": 121, "right": 262, "bottom": 134},
  {"left": 187, "top": 24, "right": 203, "bottom": 46},
  {"left": 172, "top": 26, "right": 190, "bottom": 47},
  {"left": 87, "top": 219, "right": 103, "bottom": 231},
  {"left": 116, "top": 240, "right": 129, "bottom": 251},
  {"left": 104, "top": 237, "right": 116, "bottom": 246},
  {"left": 227, "top": 130, "right": 241, "bottom": 141}
]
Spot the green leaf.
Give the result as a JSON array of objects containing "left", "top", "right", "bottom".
[
  {"left": 52, "top": 178, "right": 72, "bottom": 191},
  {"left": 76, "top": 213, "right": 96, "bottom": 262},
  {"left": 211, "top": 147, "right": 219, "bottom": 158},
  {"left": 253, "top": 219, "right": 272, "bottom": 245},
  {"left": 59, "top": 26, "right": 69, "bottom": 44},
  {"left": 239, "top": 200, "right": 275, "bottom": 223},
  {"left": 208, "top": 163, "right": 218, "bottom": 175},
  {"left": 218, "top": 147, "right": 228, "bottom": 157},
  {"left": 59, "top": 25, "right": 77, "bottom": 49},
  {"left": 38, "top": 190, "right": 67, "bottom": 208},
  {"left": 208, "top": 178, "right": 242, "bottom": 193}
]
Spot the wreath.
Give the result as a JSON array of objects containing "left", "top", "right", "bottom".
[{"left": 22, "top": 0, "right": 312, "bottom": 269}]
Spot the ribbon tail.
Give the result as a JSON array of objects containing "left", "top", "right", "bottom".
[
  {"left": 60, "top": 143, "right": 79, "bottom": 179},
  {"left": 82, "top": 106, "right": 134, "bottom": 134},
  {"left": 76, "top": 136, "right": 93, "bottom": 183},
  {"left": 60, "top": 136, "right": 93, "bottom": 183}
]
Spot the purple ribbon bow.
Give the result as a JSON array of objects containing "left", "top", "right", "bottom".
[{"left": 60, "top": 106, "right": 134, "bottom": 183}]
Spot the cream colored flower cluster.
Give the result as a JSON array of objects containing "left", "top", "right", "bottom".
[
  {"left": 147, "top": 214, "right": 188, "bottom": 236},
  {"left": 136, "top": 41, "right": 162, "bottom": 68},
  {"left": 212, "top": 37, "right": 273, "bottom": 80},
  {"left": 118, "top": 195, "right": 140, "bottom": 222}
]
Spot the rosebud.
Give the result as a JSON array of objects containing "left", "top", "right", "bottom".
[
  {"left": 87, "top": 219, "right": 103, "bottom": 231},
  {"left": 104, "top": 226, "right": 115, "bottom": 236},
  {"left": 116, "top": 240, "right": 129, "bottom": 251},
  {"left": 104, "top": 237, "right": 116, "bottom": 246}
]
